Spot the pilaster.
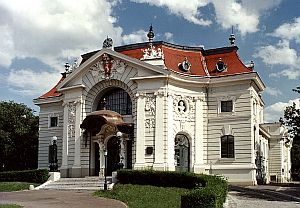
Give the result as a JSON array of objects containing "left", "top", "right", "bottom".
[
  {"left": 193, "top": 97, "right": 205, "bottom": 172},
  {"left": 72, "top": 99, "right": 82, "bottom": 177},
  {"left": 166, "top": 94, "right": 175, "bottom": 171},
  {"left": 153, "top": 91, "right": 165, "bottom": 170},
  {"left": 134, "top": 92, "right": 146, "bottom": 169},
  {"left": 60, "top": 102, "right": 69, "bottom": 177}
]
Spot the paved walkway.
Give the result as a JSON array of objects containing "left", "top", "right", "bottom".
[
  {"left": 0, "top": 190, "right": 127, "bottom": 208},
  {"left": 225, "top": 184, "right": 300, "bottom": 208}
]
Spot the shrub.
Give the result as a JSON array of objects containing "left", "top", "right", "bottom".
[
  {"left": 117, "top": 169, "right": 206, "bottom": 189},
  {"left": 0, "top": 169, "right": 49, "bottom": 183},
  {"left": 117, "top": 170, "right": 228, "bottom": 208}
]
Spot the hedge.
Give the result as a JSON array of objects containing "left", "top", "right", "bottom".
[
  {"left": 0, "top": 169, "right": 49, "bottom": 184},
  {"left": 117, "top": 170, "right": 228, "bottom": 208}
]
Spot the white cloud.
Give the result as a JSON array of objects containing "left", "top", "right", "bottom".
[
  {"left": 254, "top": 17, "right": 300, "bottom": 80},
  {"left": 122, "top": 30, "right": 148, "bottom": 45},
  {"left": 131, "top": 0, "right": 212, "bottom": 26},
  {"left": 254, "top": 40, "right": 298, "bottom": 66},
  {"left": 164, "top": 32, "right": 174, "bottom": 42},
  {"left": 269, "top": 68, "right": 300, "bottom": 80},
  {"left": 212, "top": 0, "right": 259, "bottom": 35},
  {"left": 264, "top": 87, "right": 282, "bottom": 97},
  {"left": 0, "top": 0, "right": 123, "bottom": 69},
  {"left": 130, "top": 0, "right": 282, "bottom": 35},
  {"left": 272, "top": 17, "right": 300, "bottom": 43},
  {"left": 264, "top": 98, "right": 300, "bottom": 123},
  {"left": 7, "top": 69, "right": 61, "bottom": 96}
]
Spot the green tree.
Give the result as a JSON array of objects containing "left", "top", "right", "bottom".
[
  {"left": 280, "top": 87, "right": 300, "bottom": 177},
  {"left": 0, "top": 101, "right": 39, "bottom": 171}
]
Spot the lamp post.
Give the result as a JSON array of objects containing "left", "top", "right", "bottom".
[{"left": 104, "top": 150, "right": 108, "bottom": 190}]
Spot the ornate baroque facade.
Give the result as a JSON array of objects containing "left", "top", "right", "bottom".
[{"left": 34, "top": 31, "right": 292, "bottom": 185}]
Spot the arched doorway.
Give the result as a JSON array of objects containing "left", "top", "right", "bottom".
[
  {"left": 175, "top": 133, "right": 190, "bottom": 172},
  {"left": 106, "top": 136, "right": 120, "bottom": 176}
]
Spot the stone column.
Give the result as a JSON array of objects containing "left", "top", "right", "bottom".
[
  {"left": 153, "top": 91, "right": 165, "bottom": 170},
  {"left": 60, "top": 102, "right": 69, "bottom": 177},
  {"left": 72, "top": 99, "right": 82, "bottom": 177},
  {"left": 166, "top": 94, "right": 175, "bottom": 171},
  {"left": 193, "top": 97, "right": 205, "bottom": 173},
  {"left": 98, "top": 141, "right": 105, "bottom": 177},
  {"left": 133, "top": 92, "right": 146, "bottom": 169},
  {"left": 119, "top": 136, "right": 126, "bottom": 168}
]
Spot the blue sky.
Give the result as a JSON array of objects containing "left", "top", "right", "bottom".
[{"left": 0, "top": 0, "right": 299, "bottom": 122}]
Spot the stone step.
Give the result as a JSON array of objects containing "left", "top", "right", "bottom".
[{"left": 38, "top": 177, "right": 113, "bottom": 191}]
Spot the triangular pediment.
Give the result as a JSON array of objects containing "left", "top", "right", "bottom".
[{"left": 57, "top": 48, "right": 170, "bottom": 91}]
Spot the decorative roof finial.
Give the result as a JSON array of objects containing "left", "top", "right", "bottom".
[
  {"left": 147, "top": 24, "right": 155, "bottom": 42},
  {"left": 229, "top": 26, "right": 236, "bottom": 46},
  {"left": 103, "top": 36, "right": 113, "bottom": 49},
  {"left": 64, "top": 62, "right": 70, "bottom": 72}
]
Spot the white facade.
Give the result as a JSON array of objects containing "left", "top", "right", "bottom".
[{"left": 34, "top": 42, "right": 291, "bottom": 185}]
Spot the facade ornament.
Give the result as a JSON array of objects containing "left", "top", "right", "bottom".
[
  {"left": 68, "top": 102, "right": 76, "bottom": 124},
  {"left": 145, "top": 118, "right": 155, "bottom": 129},
  {"left": 67, "top": 101, "right": 76, "bottom": 139},
  {"left": 96, "top": 123, "right": 118, "bottom": 144},
  {"left": 103, "top": 36, "right": 113, "bottom": 49},
  {"left": 173, "top": 95, "right": 196, "bottom": 127},
  {"left": 136, "top": 92, "right": 147, "bottom": 98},
  {"left": 145, "top": 94, "right": 156, "bottom": 116},
  {"left": 68, "top": 125, "right": 75, "bottom": 138},
  {"left": 141, "top": 46, "right": 164, "bottom": 60},
  {"left": 90, "top": 55, "right": 128, "bottom": 79}
]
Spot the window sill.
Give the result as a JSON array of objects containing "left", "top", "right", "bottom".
[{"left": 218, "top": 158, "right": 235, "bottom": 162}]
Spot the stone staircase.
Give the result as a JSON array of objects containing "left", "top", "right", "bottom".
[{"left": 37, "top": 176, "right": 113, "bottom": 191}]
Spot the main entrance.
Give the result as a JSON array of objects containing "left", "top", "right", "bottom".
[
  {"left": 81, "top": 110, "right": 133, "bottom": 177},
  {"left": 107, "top": 136, "right": 120, "bottom": 176}
]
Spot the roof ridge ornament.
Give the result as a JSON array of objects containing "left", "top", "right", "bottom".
[
  {"left": 147, "top": 24, "right": 155, "bottom": 43},
  {"left": 141, "top": 25, "right": 164, "bottom": 60},
  {"left": 103, "top": 36, "right": 113, "bottom": 49},
  {"left": 229, "top": 26, "right": 236, "bottom": 46}
]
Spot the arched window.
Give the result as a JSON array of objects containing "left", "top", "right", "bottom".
[
  {"left": 221, "top": 135, "right": 234, "bottom": 158},
  {"left": 97, "top": 88, "right": 132, "bottom": 115}
]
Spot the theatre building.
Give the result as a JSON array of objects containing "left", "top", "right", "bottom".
[{"left": 34, "top": 27, "right": 291, "bottom": 185}]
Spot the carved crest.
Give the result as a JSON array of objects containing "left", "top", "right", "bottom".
[
  {"left": 96, "top": 124, "right": 117, "bottom": 142},
  {"left": 90, "top": 54, "right": 128, "bottom": 79}
]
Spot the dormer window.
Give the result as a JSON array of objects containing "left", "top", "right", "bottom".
[
  {"left": 178, "top": 57, "right": 191, "bottom": 72},
  {"left": 216, "top": 58, "right": 227, "bottom": 72}
]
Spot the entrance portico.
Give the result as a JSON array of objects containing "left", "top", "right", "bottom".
[{"left": 80, "top": 110, "right": 133, "bottom": 176}]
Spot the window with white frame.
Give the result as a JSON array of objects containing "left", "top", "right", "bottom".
[
  {"left": 221, "top": 135, "right": 234, "bottom": 158},
  {"left": 49, "top": 116, "right": 58, "bottom": 127},
  {"left": 221, "top": 100, "right": 233, "bottom": 112}
]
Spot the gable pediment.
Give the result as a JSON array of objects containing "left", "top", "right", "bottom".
[{"left": 57, "top": 48, "right": 169, "bottom": 91}]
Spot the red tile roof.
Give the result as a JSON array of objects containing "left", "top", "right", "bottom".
[
  {"left": 38, "top": 76, "right": 64, "bottom": 99},
  {"left": 203, "top": 46, "right": 252, "bottom": 76},
  {"left": 40, "top": 41, "right": 253, "bottom": 99}
]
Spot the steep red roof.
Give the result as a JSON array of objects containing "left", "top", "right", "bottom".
[
  {"left": 38, "top": 76, "right": 64, "bottom": 99},
  {"left": 162, "top": 45, "right": 206, "bottom": 76},
  {"left": 115, "top": 41, "right": 251, "bottom": 77},
  {"left": 203, "top": 46, "right": 252, "bottom": 76},
  {"left": 40, "top": 42, "right": 252, "bottom": 99}
]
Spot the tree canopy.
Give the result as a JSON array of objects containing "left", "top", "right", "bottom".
[
  {"left": 0, "top": 101, "right": 39, "bottom": 171},
  {"left": 280, "top": 87, "right": 300, "bottom": 176}
]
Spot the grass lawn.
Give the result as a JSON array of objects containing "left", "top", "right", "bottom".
[
  {"left": 0, "top": 205, "right": 23, "bottom": 208},
  {"left": 0, "top": 182, "right": 40, "bottom": 192},
  {"left": 94, "top": 184, "right": 189, "bottom": 208}
]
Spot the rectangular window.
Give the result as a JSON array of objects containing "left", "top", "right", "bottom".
[
  {"left": 50, "top": 117, "right": 58, "bottom": 127},
  {"left": 221, "top": 135, "right": 234, "bottom": 158},
  {"left": 221, "top": 100, "right": 233, "bottom": 112}
]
